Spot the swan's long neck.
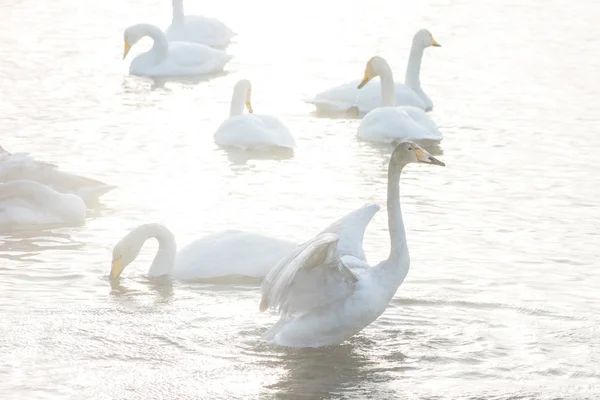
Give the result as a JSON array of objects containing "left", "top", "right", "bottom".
[
  {"left": 376, "top": 61, "right": 396, "bottom": 107},
  {"left": 139, "top": 24, "right": 169, "bottom": 62},
  {"left": 404, "top": 43, "right": 424, "bottom": 90},
  {"left": 172, "top": 0, "right": 185, "bottom": 25},
  {"left": 139, "top": 224, "right": 177, "bottom": 277},
  {"left": 230, "top": 85, "right": 249, "bottom": 117},
  {"left": 386, "top": 163, "right": 408, "bottom": 264}
]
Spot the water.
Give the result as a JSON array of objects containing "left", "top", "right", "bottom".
[{"left": 1, "top": 0, "right": 599, "bottom": 398}]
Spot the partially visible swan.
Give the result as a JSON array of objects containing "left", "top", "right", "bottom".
[
  {"left": 0, "top": 180, "right": 86, "bottom": 231},
  {"left": 305, "top": 29, "right": 440, "bottom": 115},
  {"left": 110, "top": 223, "right": 298, "bottom": 280},
  {"left": 166, "top": 0, "right": 236, "bottom": 49},
  {"left": 260, "top": 142, "right": 444, "bottom": 348},
  {"left": 357, "top": 56, "right": 443, "bottom": 143},
  {"left": 0, "top": 146, "right": 114, "bottom": 206},
  {"left": 214, "top": 80, "right": 296, "bottom": 151},
  {"left": 123, "top": 23, "right": 233, "bottom": 78}
]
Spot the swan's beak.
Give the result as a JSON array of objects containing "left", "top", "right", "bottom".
[
  {"left": 415, "top": 149, "right": 445, "bottom": 166},
  {"left": 357, "top": 74, "right": 371, "bottom": 89},
  {"left": 110, "top": 257, "right": 124, "bottom": 279},
  {"left": 245, "top": 100, "right": 253, "bottom": 114},
  {"left": 123, "top": 41, "right": 131, "bottom": 60},
  {"left": 431, "top": 38, "right": 441, "bottom": 47}
]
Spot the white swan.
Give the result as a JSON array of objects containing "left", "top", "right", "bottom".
[
  {"left": 357, "top": 56, "right": 443, "bottom": 143},
  {"left": 214, "top": 80, "right": 296, "bottom": 151},
  {"left": 110, "top": 223, "right": 298, "bottom": 280},
  {"left": 0, "top": 146, "right": 114, "bottom": 206},
  {"left": 165, "top": 0, "right": 236, "bottom": 49},
  {"left": 123, "top": 23, "right": 233, "bottom": 78},
  {"left": 305, "top": 29, "right": 440, "bottom": 115},
  {"left": 259, "top": 142, "right": 444, "bottom": 348},
  {"left": 0, "top": 180, "right": 86, "bottom": 231}
]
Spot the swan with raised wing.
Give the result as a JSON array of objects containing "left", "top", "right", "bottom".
[{"left": 259, "top": 142, "right": 444, "bottom": 347}]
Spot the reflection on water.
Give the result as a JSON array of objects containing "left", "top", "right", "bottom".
[{"left": 1, "top": 0, "right": 600, "bottom": 398}]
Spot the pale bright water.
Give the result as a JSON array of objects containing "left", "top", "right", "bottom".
[{"left": 1, "top": 0, "right": 599, "bottom": 398}]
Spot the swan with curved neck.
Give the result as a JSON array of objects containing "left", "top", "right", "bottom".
[
  {"left": 0, "top": 180, "right": 86, "bottom": 230},
  {"left": 166, "top": 0, "right": 236, "bottom": 49},
  {"left": 305, "top": 29, "right": 440, "bottom": 115},
  {"left": 214, "top": 79, "right": 296, "bottom": 151},
  {"left": 357, "top": 56, "right": 443, "bottom": 142},
  {"left": 123, "top": 23, "right": 233, "bottom": 78},
  {"left": 259, "top": 142, "right": 444, "bottom": 348},
  {"left": 110, "top": 223, "right": 297, "bottom": 280}
]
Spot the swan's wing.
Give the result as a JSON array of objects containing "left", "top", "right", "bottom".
[
  {"left": 399, "top": 106, "right": 442, "bottom": 140},
  {"left": 318, "top": 203, "right": 380, "bottom": 262},
  {"left": 169, "top": 42, "right": 233, "bottom": 70},
  {"left": 260, "top": 233, "right": 358, "bottom": 316}
]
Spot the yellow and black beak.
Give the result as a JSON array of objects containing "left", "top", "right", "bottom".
[
  {"left": 415, "top": 148, "right": 445, "bottom": 166},
  {"left": 431, "top": 37, "right": 441, "bottom": 47},
  {"left": 110, "top": 256, "right": 123, "bottom": 279},
  {"left": 245, "top": 100, "right": 253, "bottom": 114},
  {"left": 123, "top": 41, "right": 131, "bottom": 60},
  {"left": 357, "top": 73, "right": 371, "bottom": 89}
]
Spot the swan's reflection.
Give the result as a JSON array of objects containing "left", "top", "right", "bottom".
[
  {"left": 108, "top": 275, "right": 174, "bottom": 306},
  {"left": 222, "top": 147, "right": 294, "bottom": 167},
  {"left": 0, "top": 228, "right": 86, "bottom": 262}
]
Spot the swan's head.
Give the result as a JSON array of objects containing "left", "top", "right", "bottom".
[
  {"left": 392, "top": 142, "right": 445, "bottom": 167},
  {"left": 413, "top": 29, "right": 441, "bottom": 49},
  {"left": 357, "top": 56, "right": 389, "bottom": 89},
  {"left": 123, "top": 25, "right": 147, "bottom": 60},
  {"left": 110, "top": 231, "right": 144, "bottom": 279},
  {"left": 233, "top": 79, "right": 253, "bottom": 113}
]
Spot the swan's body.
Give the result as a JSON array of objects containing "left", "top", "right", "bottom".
[
  {"left": 110, "top": 223, "right": 298, "bottom": 280},
  {"left": 305, "top": 29, "right": 440, "bottom": 115},
  {"left": 260, "top": 142, "right": 444, "bottom": 348},
  {"left": 357, "top": 56, "right": 442, "bottom": 142},
  {"left": 214, "top": 80, "right": 296, "bottom": 151},
  {"left": 0, "top": 146, "right": 114, "bottom": 206},
  {"left": 166, "top": 0, "right": 236, "bottom": 49},
  {"left": 123, "top": 23, "right": 233, "bottom": 77},
  {"left": 0, "top": 180, "right": 86, "bottom": 231}
]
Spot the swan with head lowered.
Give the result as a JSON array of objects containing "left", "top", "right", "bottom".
[
  {"left": 259, "top": 142, "right": 444, "bottom": 348},
  {"left": 0, "top": 180, "right": 86, "bottom": 231},
  {"left": 0, "top": 146, "right": 114, "bottom": 207},
  {"left": 305, "top": 29, "right": 440, "bottom": 116},
  {"left": 123, "top": 23, "right": 233, "bottom": 78},
  {"left": 357, "top": 56, "right": 442, "bottom": 143},
  {"left": 110, "top": 224, "right": 298, "bottom": 280},
  {"left": 214, "top": 79, "right": 296, "bottom": 151},
  {"left": 165, "top": 0, "right": 236, "bottom": 49}
]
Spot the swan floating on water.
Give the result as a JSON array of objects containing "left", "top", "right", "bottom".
[
  {"left": 214, "top": 79, "right": 296, "bottom": 151},
  {"left": 357, "top": 56, "right": 443, "bottom": 143},
  {"left": 0, "top": 180, "right": 86, "bottom": 231},
  {"left": 0, "top": 146, "right": 114, "bottom": 206},
  {"left": 123, "top": 23, "right": 233, "bottom": 78},
  {"left": 165, "top": 0, "right": 236, "bottom": 49},
  {"left": 259, "top": 142, "right": 444, "bottom": 348},
  {"left": 110, "top": 223, "right": 298, "bottom": 280},
  {"left": 305, "top": 29, "right": 440, "bottom": 116}
]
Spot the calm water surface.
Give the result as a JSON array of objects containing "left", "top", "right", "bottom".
[{"left": 1, "top": 0, "right": 599, "bottom": 398}]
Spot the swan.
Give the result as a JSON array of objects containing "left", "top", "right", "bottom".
[
  {"left": 0, "top": 146, "right": 114, "bottom": 206},
  {"left": 165, "top": 0, "right": 236, "bottom": 49},
  {"left": 305, "top": 29, "right": 440, "bottom": 115},
  {"left": 110, "top": 223, "right": 298, "bottom": 280},
  {"left": 259, "top": 142, "right": 444, "bottom": 348},
  {"left": 123, "top": 23, "right": 233, "bottom": 78},
  {"left": 0, "top": 180, "right": 86, "bottom": 231},
  {"left": 214, "top": 80, "right": 296, "bottom": 151},
  {"left": 357, "top": 56, "right": 443, "bottom": 143}
]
